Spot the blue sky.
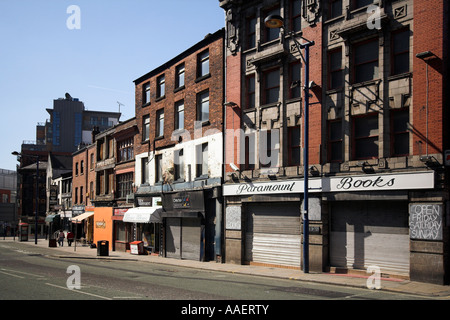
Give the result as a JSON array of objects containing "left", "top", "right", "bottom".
[{"left": 0, "top": 0, "right": 225, "bottom": 171}]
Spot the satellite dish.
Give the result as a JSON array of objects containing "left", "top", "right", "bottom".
[{"left": 65, "top": 93, "right": 72, "bottom": 100}]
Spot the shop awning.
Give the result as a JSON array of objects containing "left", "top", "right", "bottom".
[
  {"left": 71, "top": 211, "right": 94, "bottom": 223},
  {"left": 123, "top": 206, "right": 162, "bottom": 223},
  {"left": 45, "top": 214, "right": 60, "bottom": 222}
]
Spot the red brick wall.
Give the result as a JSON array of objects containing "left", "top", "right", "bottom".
[
  {"left": 413, "top": 0, "right": 447, "bottom": 155},
  {"left": 134, "top": 34, "right": 224, "bottom": 157},
  {"left": 302, "top": 23, "right": 322, "bottom": 165},
  {"left": 224, "top": 52, "right": 242, "bottom": 173}
]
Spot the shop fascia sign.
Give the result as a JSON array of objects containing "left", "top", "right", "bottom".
[{"left": 223, "top": 171, "right": 434, "bottom": 196}]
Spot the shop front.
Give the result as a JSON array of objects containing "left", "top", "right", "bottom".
[
  {"left": 223, "top": 171, "right": 445, "bottom": 282},
  {"left": 162, "top": 189, "right": 220, "bottom": 262},
  {"left": 122, "top": 206, "right": 163, "bottom": 254}
]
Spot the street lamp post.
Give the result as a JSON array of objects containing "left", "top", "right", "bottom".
[
  {"left": 12, "top": 151, "right": 40, "bottom": 245},
  {"left": 265, "top": 14, "right": 315, "bottom": 273}
]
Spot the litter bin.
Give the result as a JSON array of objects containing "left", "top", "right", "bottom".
[
  {"left": 130, "top": 241, "right": 144, "bottom": 255},
  {"left": 49, "top": 239, "right": 57, "bottom": 247},
  {"left": 97, "top": 240, "right": 109, "bottom": 256}
]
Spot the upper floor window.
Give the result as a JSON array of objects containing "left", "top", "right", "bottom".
[
  {"left": 328, "top": 0, "right": 343, "bottom": 19},
  {"left": 353, "top": 113, "right": 379, "bottom": 160},
  {"left": 288, "top": 126, "right": 301, "bottom": 166},
  {"left": 143, "top": 82, "right": 151, "bottom": 105},
  {"left": 391, "top": 28, "right": 410, "bottom": 75},
  {"left": 175, "top": 100, "right": 184, "bottom": 130},
  {"left": 264, "top": 6, "right": 281, "bottom": 42},
  {"left": 328, "top": 48, "right": 343, "bottom": 89},
  {"left": 290, "top": 0, "right": 301, "bottom": 32},
  {"left": 289, "top": 61, "right": 301, "bottom": 99},
  {"left": 328, "top": 120, "right": 343, "bottom": 162},
  {"left": 246, "top": 16, "right": 257, "bottom": 50},
  {"left": 157, "top": 74, "right": 165, "bottom": 99},
  {"left": 196, "top": 143, "right": 208, "bottom": 177},
  {"left": 175, "top": 63, "right": 185, "bottom": 89},
  {"left": 391, "top": 108, "right": 409, "bottom": 156},
  {"left": 174, "top": 149, "right": 184, "bottom": 181},
  {"left": 117, "top": 137, "right": 134, "bottom": 162},
  {"left": 143, "top": 115, "right": 150, "bottom": 142},
  {"left": 353, "top": 38, "right": 379, "bottom": 83},
  {"left": 197, "top": 90, "right": 209, "bottom": 123},
  {"left": 198, "top": 50, "right": 210, "bottom": 78},
  {"left": 353, "top": 0, "right": 373, "bottom": 10},
  {"left": 156, "top": 109, "right": 164, "bottom": 138},
  {"left": 263, "top": 68, "right": 280, "bottom": 104},
  {"left": 155, "top": 154, "right": 163, "bottom": 183},
  {"left": 245, "top": 75, "right": 256, "bottom": 109}
]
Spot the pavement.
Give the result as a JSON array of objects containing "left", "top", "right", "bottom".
[{"left": 2, "top": 236, "right": 450, "bottom": 299}]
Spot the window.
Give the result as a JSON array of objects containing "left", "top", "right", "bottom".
[
  {"left": 328, "top": 120, "right": 343, "bottom": 162},
  {"left": 353, "top": 38, "right": 379, "bottom": 83},
  {"left": 90, "top": 153, "right": 94, "bottom": 169},
  {"left": 157, "top": 74, "right": 165, "bottom": 99},
  {"left": 391, "top": 108, "right": 409, "bottom": 156},
  {"left": 198, "top": 50, "right": 210, "bottom": 78},
  {"left": 264, "top": 7, "right": 281, "bottom": 42},
  {"left": 290, "top": 0, "right": 301, "bottom": 32},
  {"left": 156, "top": 109, "right": 164, "bottom": 138},
  {"left": 246, "top": 75, "right": 256, "bottom": 109},
  {"left": 288, "top": 126, "right": 301, "bottom": 166},
  {"left": 244, "top": 133, "right": 256, "bottom": 170},
  {"left": 80, "top": 186, "right": 83, "bottom": 204},
  {"left": 74, "top": 187, "right": 78, "bottom": 204},
  {"left": 155, "top": 154, "right": 163, "bottom": 183},
  {"left": 174, "top": 149, "right": 184, "bottom": 181},
  {"left": 141, "top": 157, "right": 149, "bottom": 184},
  {"left": 289, "top": 62, "right": 301, "bottom": 99},
  {"left": 328, "top": 48, "right": 343, "bottom": 89},
  {"left": 143, "top": 115, "right": 150, "bottom": 141},
  {"left": 353, "top": 0, "right": 373, "bottom": 9},
  {"left": 80, "top": 160, "right": 84, "bottom": 174},
  {"left": 263, "top": 68, "right": 280, "bottom": 104},
  {"left": 175, "top": 100, "right": 184, "bottom": 130},
  {"left": 197, "top": 90, "right": 209, "bottom": 122},
  {"left": 196, "top": 143, "right": 208, "bottom": 177},
  {"left": 75, "top": 162, "right": 79, "bottom": 176},
  {"left": 391, "top": 28, "right": 410, "bottom": 75},
  {"left": 143, "top": 82, "right": 151, "bottom": 105},
  {"left": 117, "top": 173, "right": 133, "bottom": 198},
  {"left": 90, "top": 181, "right": 94, "bottom": 200},
  {"left": 260, "top": 130, "right": 279, "bottom": 168},
  {"left": 246, "top": 16, "right": 257, "bottom": 50},
  {"left": 353, "top": 114, "right": 379, "bottom": 159},
  {"left": 118, "top": 137, "right": 134, "bottom": 162},
  {"left": 328, "top": 0, "right": 342, "bottom": 19},
  {"left": 175, "top": 63, "right": 185, "bottom": 89}
]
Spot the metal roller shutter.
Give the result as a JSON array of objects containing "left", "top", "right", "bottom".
[
  {"left": 245, "top": 203, "right": 301, "bottom": 268},
  {"left": 330, "top": 201, "right": 409, "bottom": 276},
  {"left": 181, "top": 217, "right": 202, "bottom": 260},
  {"left": 166, "top": 218, "right": 181, "bottom": 259}
]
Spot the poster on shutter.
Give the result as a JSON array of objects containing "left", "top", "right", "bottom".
[
  {"left": 226, "top": 206, "right": 241, "bottom": 230},
  {"left": 409, "top": 203, "right": 443, "bottom": 240}
]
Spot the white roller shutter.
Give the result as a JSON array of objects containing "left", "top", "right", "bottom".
[
  {"left": 245, "top": 203, "right": 301, "bottom": 268},
  {"left": 330, "top": 201, "right": 409, "bottom": 276}
]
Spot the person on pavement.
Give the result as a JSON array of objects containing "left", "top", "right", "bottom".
[{"left": 58, "top": 230, "right": 65, "bottom": 247}]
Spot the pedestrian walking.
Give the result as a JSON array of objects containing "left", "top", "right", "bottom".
[
  {"left": 67, "top": 231, "right": 74, "bottom": 246},
  {"left": 58, "top": 230, "right": 65, "bottom": 247}
]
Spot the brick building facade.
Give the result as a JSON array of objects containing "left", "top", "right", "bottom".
[
  {"left": 133, "top": 28, "right": 225, "bottom": 261},
  {"left": 220, "top": 0, "right": 449, "bottom": 284}
]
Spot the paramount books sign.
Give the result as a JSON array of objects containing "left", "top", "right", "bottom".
[{"left": 223, "top": 172, "right": 434, "bottom": 196}]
